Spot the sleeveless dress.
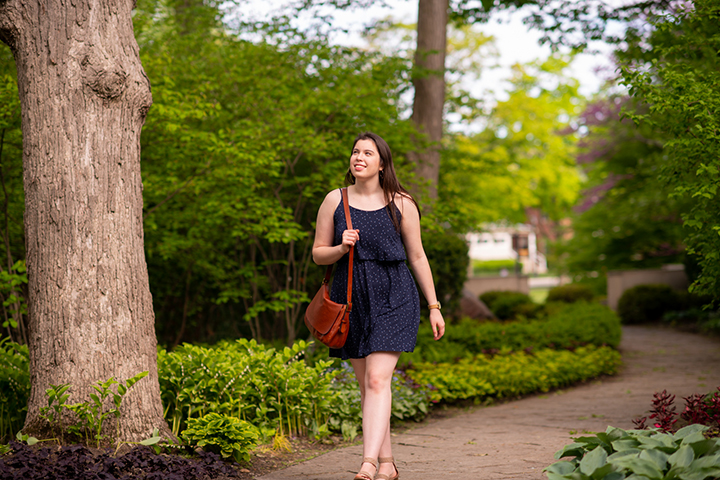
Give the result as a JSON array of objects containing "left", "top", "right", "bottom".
[{"left": 328, "top": 193, "right": 421, "bottom": 360}]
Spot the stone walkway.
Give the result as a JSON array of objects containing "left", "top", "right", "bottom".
[{"left": 258, "top": 326, "right": 720, "bottom": 480}]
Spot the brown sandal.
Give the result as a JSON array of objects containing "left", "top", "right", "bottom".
[
  {"left": 353, "top": 457, "right": 378, "bottom": 480},
  {"left": 376, "top": 457, "right": 399, "bottom": 480}
]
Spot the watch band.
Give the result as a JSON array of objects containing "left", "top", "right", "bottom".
[{"left": 428, "top": 303, "right": 441, "bottom": 310}]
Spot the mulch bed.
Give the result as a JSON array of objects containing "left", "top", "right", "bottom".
[{"left": 0, "top": 407, "right": 468, "bottom": 479}]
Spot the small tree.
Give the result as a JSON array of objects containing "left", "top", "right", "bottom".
[{"left": 620, "top": 0, "right": 720, "bottom": 302}]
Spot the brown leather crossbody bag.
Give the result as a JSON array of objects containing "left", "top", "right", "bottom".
[{"left": 304, "top": 188, "right": 353, "bottom": 349}]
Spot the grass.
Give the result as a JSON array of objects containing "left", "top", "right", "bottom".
[{"left": 529, "top": 288, "right": 550, "bottom": 304}]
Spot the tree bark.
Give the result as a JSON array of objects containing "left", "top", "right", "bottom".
[
  {"left": 0, "top": 0, "right": 170, "bottom": 442},
  {"left": 411, "top": 0, "right": 448, "bottom": 199}
]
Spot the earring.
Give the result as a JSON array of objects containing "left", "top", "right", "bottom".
[{"left": 379, "top": 170, "right": 384, "bottom": 182}]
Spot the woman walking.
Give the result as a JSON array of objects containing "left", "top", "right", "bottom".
[{"left": 312, "top": 132, "right": 445, "bottom": 480}]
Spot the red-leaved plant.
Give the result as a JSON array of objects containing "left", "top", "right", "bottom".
[{"left": 634, "top": 387, "right": 720, "bottom": 433}]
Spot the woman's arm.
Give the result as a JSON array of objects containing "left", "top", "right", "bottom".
[
  {"left": 398, "top": 196, "right": 445, "bottom": 340},
  {"left": 312, "top": 189, "right": 360, "bottom": 266}
]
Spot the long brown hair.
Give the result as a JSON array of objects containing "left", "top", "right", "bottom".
[{"left": 345, "top": 132, "right": 419, "bottom": 232}]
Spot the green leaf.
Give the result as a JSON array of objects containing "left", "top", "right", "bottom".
[
  {"left": 580, "top": 445, "right": 608, "bottom": 476},
  {"left": 639, "top": 448, "right": 669, "bottom": 471},
  {"left": 610, "top": 457, "right": 663, "bottom": 480},
  {"left": 668, "top": 445, "right": 695, "bottom": 468},
  {"left": 140, "top": 436, "right": 162, "bottom": 446},
  {"left": 546, "top": 460, "right": 577, "bottom": 475},
  {"left": 608, "top": 449, "right": 641, "bottom": 461}
]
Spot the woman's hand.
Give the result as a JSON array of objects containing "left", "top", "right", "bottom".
[
  {"left": 341, "top": 229, "right": 360, "bottom": 253},
  {"left": 430, "top": 309, "right": 445, "bottom": 340}
]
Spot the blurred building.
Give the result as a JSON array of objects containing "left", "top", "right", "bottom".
[{"left": 467, "top": 224, "right": 548, "bottom": 275}]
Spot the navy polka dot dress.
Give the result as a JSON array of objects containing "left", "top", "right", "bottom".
[{"left": 328, "top": 192, "right": 421, "bottom": 360}]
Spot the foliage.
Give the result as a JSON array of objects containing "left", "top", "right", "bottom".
[
  {"left": 0, "top": 338, "right": 28, "bottom": 443},
  {"left": 182, "top": 413, "right": 260, "bottom": 463},
  {"left": 620, "top": 0, "right": 720, "bottom": 303},
  {"left": 617, "top": 284, "right": 679, "bottom": 324},
  {"left": 133, "top": 0, "right": 420, "bottom": 345},
  {"left": 326, "top": 362, "right": 432, "bottom": 441},
  {"left": 634, "top": 388, "right": 720, "bottom": 434},
  {"left": 407, "top": 345, "right": 621, "bottom": 403},
  {"left": 405, "top": 302, "right": 622, "bottom": 365},
  {"left": 557, "top": 95, "right": 687, "bottom": 278},
  {"left": 0, "top": 442, "right": 239, "bottom": 479},
  {"left": 157, "top": 339, "right": 337, "bottom": 439},
  {"left": 480, "top": 290, "right": 538, "bottom": 320},
  {"left": 35, "top": 372, "right": 150, "bottom": 448},
  {"left": 547, "top": 284, "right": 595, "bottom": 304},
  {"left": 546, "top": 424, "right": 720, "bottom": 480},
  {"left": 0, "top": 46, "right": 27, "bottom": 346},
  {"left": 422, "top": 229, "right": 469, "bottom": 315},
  {"left": 440, "top": 54, "right": 583, "bottom": 231}
]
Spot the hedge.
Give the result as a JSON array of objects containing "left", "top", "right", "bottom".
[{"left": 404, "top": 302, "right": 622, "bottom": 365}]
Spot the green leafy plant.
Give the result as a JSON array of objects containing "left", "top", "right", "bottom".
[
  {"left": 617, "top": 284, "right": 679, "bottom": 324},
  {"left": 158, "top": 339, "right": 337, "bottom": 440},
  {"left": 547, "top": 284, "right": 595, "bottom": 304},
  {"left": 63, "top": 371, "right": 149, "bottom": 448},
  {"left": 38, "top": 382, "right": 70, "bottom": 444},
  {"left": 15, "top": 430, "right": 38, "bottom": 446},
  {"left": 546, "top": 424, "right": 720, "bottom": 480},
  {"left": 0, "top": 338, "right": 29, "bottom": 442},
  {"left": 326, "top": 362, "right": 432, "bottom": 441},
  {"left": 480, "top": 290, "right": 538, "bottom": 320},
  {"left": 407, "top": 345, "right": 621, "bottom": 404},
  {"left": 182, "top": 413, "right": 260, "bottom": 463},
  {"left": 405, "top": 302, "right": 622, "bottom": 365}
]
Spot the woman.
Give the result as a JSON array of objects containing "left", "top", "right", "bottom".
[{"left": 312, "top": 132, "right": 445, "bottom": 480}]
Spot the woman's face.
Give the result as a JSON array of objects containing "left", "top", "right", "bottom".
[{"left": 350, "top": 139, "right": 383, "bottom": 181}]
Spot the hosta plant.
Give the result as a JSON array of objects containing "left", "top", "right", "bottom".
[
  {"left": 182, "top": 412, "right": 260, "bottom": 463},
  {"left": 545, "top": 424, "right": 720, "bottom": 480}
]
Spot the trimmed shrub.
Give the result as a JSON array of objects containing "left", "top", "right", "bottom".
[
  {"left": 480, "top": 290, "right": 536, "bottom": 320},
  {"left": 617, "top": 284, "right": 679, "bottom": 324},
  {"left": 404, "top": 302, "right": 622, "bottom": 365},
  {"left": 407, "top": 345, "right": 621, "bottom": 403},
  {"left": 546, "top": 283, "right": 594, "bottom": 304}
]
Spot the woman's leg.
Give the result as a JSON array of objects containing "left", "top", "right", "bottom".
[{"left": 350, "top": 351, "right": 401, "bottom": 478}]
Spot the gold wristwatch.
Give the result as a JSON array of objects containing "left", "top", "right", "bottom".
[{"left": 428, "top": 302, "right": 441, "bottom": 310}]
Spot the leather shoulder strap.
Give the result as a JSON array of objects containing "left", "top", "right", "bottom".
[
  {"left": 321, "top": 189, "right": 354, "bottom": 311},
  {"left": 341, "top": 188, "right": 354, "bottom": 309}
]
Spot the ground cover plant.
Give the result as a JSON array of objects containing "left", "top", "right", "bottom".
[
  {"left": 545, "top": 424, "right": 720, "bottom": 480},
  {"left": 404, "top": 302, "right": 621, "bottom": 365},
  {"left": 157, "top": 339, "right": 337, "bottom": 441},
  {"left": 407, "top": 345, "right": 621, "bottom": 403}
]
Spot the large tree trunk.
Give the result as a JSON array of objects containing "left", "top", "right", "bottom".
[
  {"left": 0, "top": 0, "right": 170, "bottom": 442},
  {"left": 411, "top": 0, "right": 448, "bottom": 199}
]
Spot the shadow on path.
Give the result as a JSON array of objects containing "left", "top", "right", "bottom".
[{"left": 257, "top": 326, "right": 720, "bottom": 480}]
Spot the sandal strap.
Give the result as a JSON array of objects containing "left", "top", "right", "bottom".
[
  {"left": 377, "top": 457, "right": 399, "bottom": 480},
  {"left": 353, "top": 457, "right": 378, "bottom": 480}
]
